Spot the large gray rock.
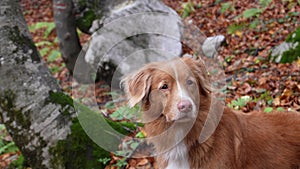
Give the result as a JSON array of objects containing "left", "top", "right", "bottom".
[
  {"left": 202, "top": 35, "right": 226, "bottom": 58},
  {"left": 270, "top": 41, "right": 298, "bottom": 63},
  {"left": 76, "top": 0, "right": 182, "bottom": 84}
]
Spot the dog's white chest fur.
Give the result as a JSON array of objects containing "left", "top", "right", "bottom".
[{"left": 164, "top": 141, "right": 190, "bottom": 169}]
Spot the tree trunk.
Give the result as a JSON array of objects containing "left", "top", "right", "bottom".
[
  {"left": 53, "top": 0, "right": 82, "bottom": 74},
  {"left": 0, "top": 0, "right": 109, "bottom": 168}
]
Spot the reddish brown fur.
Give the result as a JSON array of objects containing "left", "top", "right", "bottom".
[{"left": 123, "top": 57, "right": 300, "bottom": 169}]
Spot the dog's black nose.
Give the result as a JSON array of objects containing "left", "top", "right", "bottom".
[{"left": 177, "top": 100, "right": 192, "bottom": 113}]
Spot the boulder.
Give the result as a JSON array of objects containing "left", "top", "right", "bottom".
[
  {"left": 270, "top": 28, "right": 300, "bottom": 63},
  {"left": 76, "top": 0, "right": 182, "bottom": 84},
  {"left": 202, "top": 35, "right": 226, "bottom": 58},
  {"left": 270, "top": 42, "right": 296, "bottom": 63}
]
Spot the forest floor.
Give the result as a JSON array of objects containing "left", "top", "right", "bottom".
[{"left": 0, "top": 0, "right": 299, "bottom": 168}]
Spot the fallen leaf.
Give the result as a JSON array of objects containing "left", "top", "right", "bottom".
[
  {"left": 264, "top": 107, "right": 273, "bottom": 113},
  {"left": 281, "top": 88, "right": 292, "bottom": 99},
  {"left": 241, "top": 83, "right": 252, "bottom": 94},
  {"left": 235, "top": 31, "right": 243, "bottom": 38},
  {"left": 137, "top": 159, "right": 149, "bottom": 166},
  {"left": 273, "top": 97, "right": 281, "bottom": 106},
  {"left": 258, "top": 77, "right": 268, "bottom": 86}
]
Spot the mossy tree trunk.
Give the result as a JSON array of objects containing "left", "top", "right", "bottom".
[{"left": 0, "top": 0, "right": 109, "bottom": 168}]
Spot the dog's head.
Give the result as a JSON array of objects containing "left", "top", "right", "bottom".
[{"left": 122, "top": 57, "right": 211, "bottom": 123}]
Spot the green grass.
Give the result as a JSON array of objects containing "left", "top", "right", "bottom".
[
  {"left": 29, "top": 22, "right": 55, "bottom": 38},
  {"left": 29, "top": 22, "right": 64, "bottom": 74},
  {"left": 0, "top": 124, "right": 26, "bottom": 168},
  {"left": 228, "top": 96, "right": 252, "bottom": 110},
  {"left": 0, "top": 125, "right": 19, "bottom": 155},
  {"left": 181, "top": 0, "right": 196, "bottom": 18},
  {"left": 220, "top": 2, "right": 235, "bottom": 14}
]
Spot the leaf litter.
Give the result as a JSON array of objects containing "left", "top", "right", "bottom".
[{"left": 2, "top": 0, "right": 298, "bottom": 168}]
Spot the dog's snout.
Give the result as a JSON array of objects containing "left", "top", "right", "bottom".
[{"left": 177, "top": 100, "right": 192, "bottom": 113}]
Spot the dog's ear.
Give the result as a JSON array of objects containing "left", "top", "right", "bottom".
[
  {"left": 182, "top": 57, "right": 212, "bottom": 95},
  {"left": 122, "top": 69, "right": 152, "bottom": 108}
]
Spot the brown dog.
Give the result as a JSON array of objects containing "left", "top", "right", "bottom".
[{"left": 122, "top": 57, "right": 300, "bottom": 169}]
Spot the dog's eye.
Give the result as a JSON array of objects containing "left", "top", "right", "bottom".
[
  {"left": 160, "top": 84, "right": 168, "bottom": 90},
  {"left": 186, "top": 79, "right": 194, "bottom": 85}
]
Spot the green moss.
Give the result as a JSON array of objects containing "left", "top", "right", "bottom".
[
  {"left": 48, "top": 91, "right": 73, "bottom": 107},
  {"left": 49, "top": 118, "right": 110, "bottom": 169},
  {"left": 47, "top": 91, "right": 141, "bottom": 168},
  {"left": 286, "top": 27, "right": 300, "bottom": 43},
  {"left": 280, "top": 47, "right": 299, "bottom": 63},
  {"left": 8, "top": 154, "right": 27, "bottom": 169},
  {"left": 47, "top": 91, "right": 108, "bottom": 168},
  {"left": 47, "top": 91, "right": 74, "bottom": 116},
  {"left": 0, "top": 90, "right": 31, "bottom": 129},
  {"left": 0, "top": 90, "right": 15, "bottom": 110},
  {"left": 49, "top": 115, "right": 139, "bottom": 169},
  {"left": 76, "top": 10, "right": 96, "bottom": 34},
  {"left": 281, "top": 27, "right": 300, "bottom": 63}
]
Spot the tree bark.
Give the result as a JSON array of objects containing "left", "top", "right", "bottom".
[
  {"left": 0, "top": 0, "right": 109, "bottom": 168},
  {"left": 53, "top": 0, "right": 82, "bottom": 74}
]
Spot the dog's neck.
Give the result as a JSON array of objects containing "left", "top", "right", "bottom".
[
  {"left": 185, "top": 106, "right": 243, "bottom": 168},
  {"left": 163, "top": 140, "right": 190, "bottom": 169},
  {"left": 144, "top": 95, "right": 243, "bottom": 169}
]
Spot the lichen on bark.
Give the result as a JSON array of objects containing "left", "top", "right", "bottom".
[
  {"left": 2, "top": 20, "right": 40, "bottom": 64},
  {"left": 0, "top": 89, "right": 47, "bottom": 168}
]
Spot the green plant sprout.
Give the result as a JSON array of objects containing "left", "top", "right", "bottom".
[
  {"left": 29, "top": 22, "right": 64, "bottom": 74},
  {"left": 29, "top": 22, "right": 55, "bottom": 38},
  {"left": 98, "top": 157, "right": 111, "bottom": 165},
  {"left": 181, "top": 0, "right": 196, "bottom": 18},
  {"left": 228, "top": 96, "right": 252, "bottom": 110},
  {"left": 113, "top": 157, "right": 128, "bottom": 169},
  {"left": 221, "top": 2, "right": 235, "bottom": 14},
  {"left": 110, "top": 105, "right": 142, "bottom": 121}
]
